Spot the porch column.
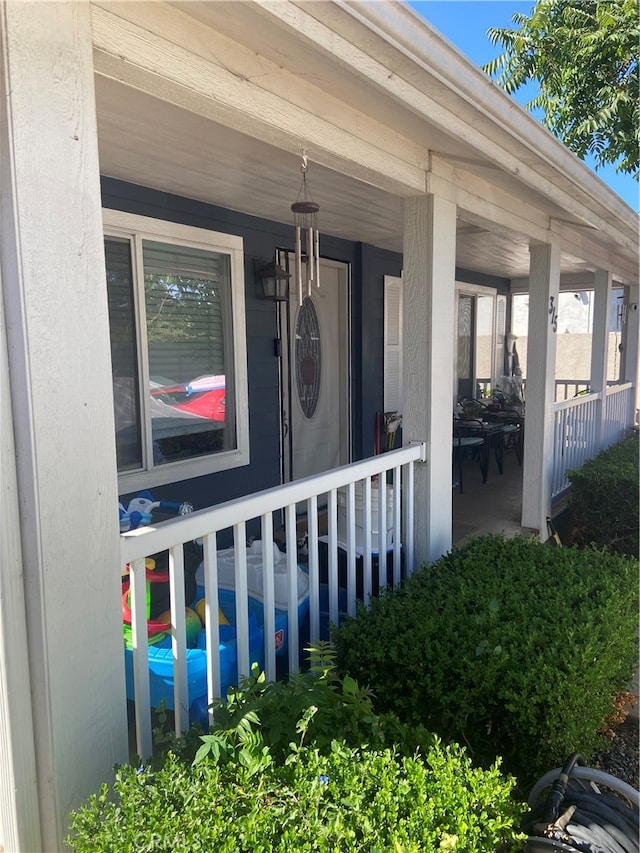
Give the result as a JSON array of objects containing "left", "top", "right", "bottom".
[
  {"left": 590, "top": 269, "right": 612, "bottom": 447},
  {"left": 0, "top": 4, "right": 127, "bottom": 851},
  {"left": 521, "top": 239, "right": 561, "bottom": 535},
  {"left": 403, "top": 193, "right": 456, "bottom": 566},
  {"left": 622, "top": 284, "right": 640, "bottom": 423}
]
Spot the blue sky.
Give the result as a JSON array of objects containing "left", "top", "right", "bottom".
[{"left": 408, "top": 1, "right": 639, "bottom": 211}]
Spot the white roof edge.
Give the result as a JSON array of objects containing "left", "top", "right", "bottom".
[{"left": 338, "top": 0, "right": 638, "bottom": 230}]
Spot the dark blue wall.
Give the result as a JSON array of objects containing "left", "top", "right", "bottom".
[
  {"left": 103, "top": 178, "right": 363, "bottom": 512},
  {"left": 103, "top": 178, "right": 509, "bottom": 513}
]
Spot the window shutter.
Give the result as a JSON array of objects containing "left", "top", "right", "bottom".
[{"left": 384, "top": 275, "right": 403, "bottom": 412}]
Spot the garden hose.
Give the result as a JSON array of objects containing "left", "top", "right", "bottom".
[{"left": 522, "top": 753, "right": 639, "bottom": 853}]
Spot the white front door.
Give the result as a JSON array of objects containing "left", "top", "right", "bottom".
[{"left": 281, "top": 257, "right": 349, "bottom": 482}]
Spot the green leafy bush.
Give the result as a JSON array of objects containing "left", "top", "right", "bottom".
[
  {"left": 199, "top": 645, "right": 435, "bottom": 762},
  {"left": 68, "top": 732, "right": 524, "bottom": 852},
  {"left": 567, "top": 435, "right": 639, "bottom": 556},
  {"left": 67, "top": 651, "right": 525, "bottom": 852},
  {"left": 333, "top": 534, "right": 639, "bottom": 785}
]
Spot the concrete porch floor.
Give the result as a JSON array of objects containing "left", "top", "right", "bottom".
[{"left": 452, "top": 447, "right": 538, "bottom": 547}]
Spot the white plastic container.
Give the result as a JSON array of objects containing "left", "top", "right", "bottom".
[
  {"left": 195, "top": 540, "right": 309, "bottom": 612},
  {"left": 337, "top": 480, "right": 394, "bottom": 551}
]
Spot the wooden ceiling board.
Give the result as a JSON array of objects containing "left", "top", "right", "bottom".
[
  {"left": 92, "top": 0, "right": 632, "bottom": 284},
  {"left": 94, "top": 75, "right": 598, "bottom": 280}
]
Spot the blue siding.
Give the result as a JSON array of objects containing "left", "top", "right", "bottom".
[
  {"left": 103, "top": 178, "right": 510, "bottom": 514},
  {"left": 103, "top": 178, "right": 362, "bottom": 513}
]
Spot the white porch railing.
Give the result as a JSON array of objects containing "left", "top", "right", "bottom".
[
  {"left": 551, "top": 382, "right": 635, "bottom": 498},
  {"left": 554, "top": 379, "right": 591, "bottom": 402},
  {"left": 478, "top": 378, "right": 590, "bottom": 402},
  {"left": 603, "top": 382, "right": 635, "bottom": 449},
  {"left": 551, "top": 392, "right": 601, "bottom": 499},
  {"left": 120, "top": 442, "right": 426, "bottom": 759}
]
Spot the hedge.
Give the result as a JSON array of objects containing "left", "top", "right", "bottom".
[
  {"left": 67, "top": 655, "right": 525, "bottom": 852},
  {"left": 567, "top": 434, "right": 639, "bottom": 557},
  {"left": 333, "top": 534, "right": 639, "bottom": 785}
]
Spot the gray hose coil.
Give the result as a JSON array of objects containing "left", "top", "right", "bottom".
[{"left": 528, "top": 766, "right": 640, "bottom": 811}]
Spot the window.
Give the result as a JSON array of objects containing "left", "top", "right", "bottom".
[
  {"left": 454, "top": 283, "right": 498, "bottom": 400},
  {"left": 103, "top": 211, "right": 248, "bottom": 489}
]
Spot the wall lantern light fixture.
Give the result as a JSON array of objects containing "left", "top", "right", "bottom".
[{"left": 255, "top": 259, "right": 291, "bottom": 302}]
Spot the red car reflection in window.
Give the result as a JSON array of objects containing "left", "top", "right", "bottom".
[{"left": 150, "top": 375, "right": 226, "bottom": 422}]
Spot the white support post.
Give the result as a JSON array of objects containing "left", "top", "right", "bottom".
[
  {"left": 0, "top": 4, "right": 127, "bottom": 850},
  {"left": 0, "top": 269, "right": 42, "bottom": 853},
  {"left": 622, "top": 284, "right": 640, "bottom": 424},
  {"left": 590, "top": 269, "right": 612, "bottom": 448},
  {"left": 521, "top": 239, "right": 561, "bottom": 535},
  {"left": 403, "top": 193, "right": 456, "bottom": 567}
]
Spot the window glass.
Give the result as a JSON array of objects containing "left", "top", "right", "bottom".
[
  {"left": 103, "top": 213, "right": 247, "bottom": 486},
  {"left": 456, "top": 294, "right": 473, "bottom": 399},
  {"left": 143, "top": 240, "right": 235, "bottom": 465},
  {"left": 105, "top": 238, "right": 142, "bottom": 471},
  {"left": 475, "top": 295, "right": 494, "bottom": 391}
]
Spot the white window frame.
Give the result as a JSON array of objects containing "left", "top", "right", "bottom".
[{"left": 103, "top": 210, "right": 249, "bottom": 491}]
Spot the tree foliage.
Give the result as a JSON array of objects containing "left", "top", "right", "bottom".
[{"left": 483, "top": 0, "right": 639, "bottom": 177}]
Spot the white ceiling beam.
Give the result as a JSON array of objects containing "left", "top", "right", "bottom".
[
  {"left": 90, "top": 4, "right": 426, "bottom": 197},
  {"left": 427, "top": 157, "right": 550, "bottom": 243},
  {"left": 550, "top": 220, "right": 638, "bottom": 284},
  {"left": 426, "top": 159, "right": 637, "bottom": 282},
  {"left": 511, "top": 273, "right": 600, "bottom": 293}
]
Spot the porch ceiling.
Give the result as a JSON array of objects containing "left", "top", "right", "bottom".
[
  {"left": 95, "top": 77, "right": 592, "bottom": 282},
  {"left": 92, "top": 0, "right": 637, "bottom": 284}
]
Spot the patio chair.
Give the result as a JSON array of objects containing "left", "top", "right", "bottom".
[
  {"left": 452, "top": 417, "right": 485, "bottom": 494},
  {"left": 457, "top": 395, "right": 487, "bottom": 420},
  {"left": 497, "top": 408, "right": 522, "bottom": 465}
]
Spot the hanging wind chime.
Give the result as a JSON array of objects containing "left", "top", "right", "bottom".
[{"left": 291, "top": 150, "right": 320, "bottom": 306}]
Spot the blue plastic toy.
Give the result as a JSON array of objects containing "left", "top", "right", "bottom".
[{"left": 119, "top": 490, "right": 193, "bottom": 533}]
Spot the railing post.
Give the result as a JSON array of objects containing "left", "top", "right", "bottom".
[
  {"left": 260, "top": 517, "right": 277, "bottom": 683},
  {"left": 306, "top": 497, "right": 320, "bottom": 646},
  {"left": 202, "top": 533, "right": 222, "bottom": 710},
  {"left": 130, "top": 556, "right": 153, "bottom": 760},
  {"left": 169, "top": 545, "right": 188, "bottom": 735}
]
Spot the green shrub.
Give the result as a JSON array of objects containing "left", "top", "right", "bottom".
[
  {"left": 333, "top": 534, "right": 639, "bottom": 785},
  {"left": 68, "top": 652, "right": 525, "bottom": 852},
  {"left": 567, "top": 435, "right": 639, "bottom": 556},
  {"left": 198, "top": 645, "right": 435, "bottom": 762},
  {"left": 68, "top": 733, "right": 524, "bottom": 852}
]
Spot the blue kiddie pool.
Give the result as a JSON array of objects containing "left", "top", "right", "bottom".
[
  {"left": 124, "top": 592, "right": 265, "bottom": 726},
  {"left": 124, "top": 541, "right": 309, "bottom": 728}
]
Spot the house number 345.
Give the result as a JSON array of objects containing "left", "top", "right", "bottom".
[{"left": 549, "top": 296, "right": 558, "bottom": 333}]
